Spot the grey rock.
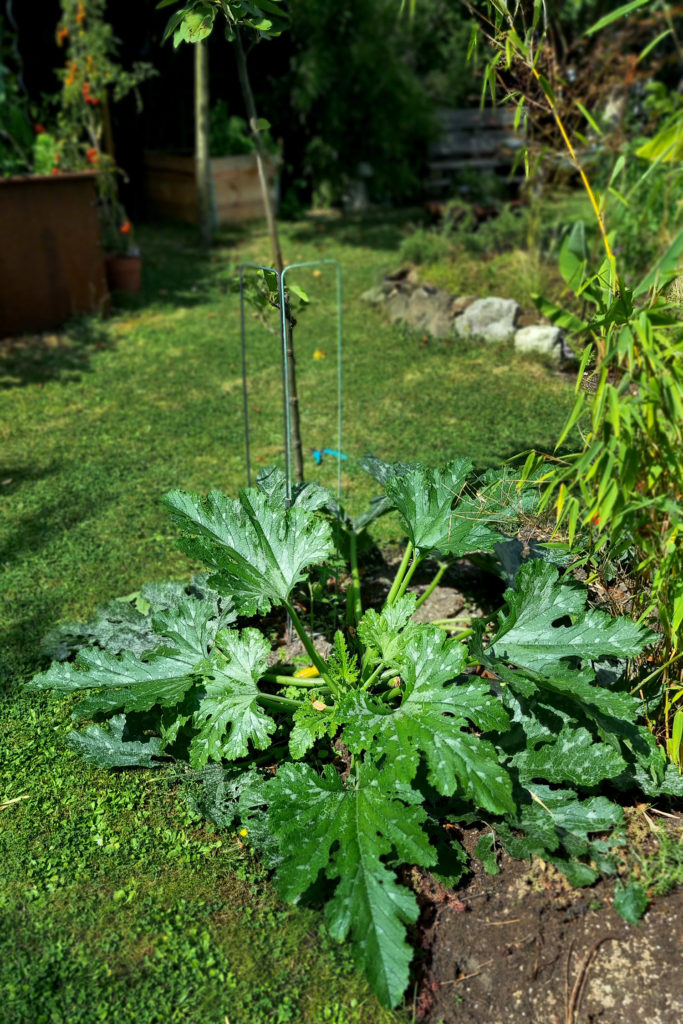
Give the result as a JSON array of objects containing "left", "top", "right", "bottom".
[
  {"left": 514, "top": 324, "right": 572, "bottom": 362},
  {"left": 385, "top": 289, "right": 411, "bottom": 323},
  {"left": 406, "top": 286, "right": 453, "bottom": 333},
  {"left": 360, "top": 285, "right": 386, "bottom": 305},
  {"left": 453, "top": 296, "right": 519, "bottom": 343},
  {"left": 427, "top": 309, "right": 455, "bottom": 339}
]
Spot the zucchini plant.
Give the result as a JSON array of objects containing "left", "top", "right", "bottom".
[{"left": 28, "top": 457, "right": 681, "bottom": 1008}]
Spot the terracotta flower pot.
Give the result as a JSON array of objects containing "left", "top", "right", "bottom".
[{"left": 105, "top": 253, "right": 142, "bottom": 294}]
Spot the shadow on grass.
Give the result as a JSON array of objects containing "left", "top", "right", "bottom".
[
  {"left": 288, "top": 208, "right": 426, "bottom": 253},
  {"left": 0, "top": 316, "right": 113, "bottom": 390},
  {"left": 0, "top": 221, "right": 248, "bottom": 389},
  {"left": 0, "top": 593, "right": 61, "bottom": 691},
  {"left": 105, "top": 220, "right": 253, "bottom": 318},
  {"left": 0, "top": 461, "right": 61, "bottom": 495}
]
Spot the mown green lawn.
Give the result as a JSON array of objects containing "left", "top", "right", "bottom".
[{"left": 0, "top": 215, "right": 580, "bottom": 1023}]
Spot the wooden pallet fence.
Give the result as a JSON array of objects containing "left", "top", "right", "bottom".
[{"left": 426, "top": 108, "right": 524, "bottom": 195}]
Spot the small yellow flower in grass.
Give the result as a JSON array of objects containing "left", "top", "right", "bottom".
[
  {"left": 312, "top": 269, "right": 322, "bottom": 278},
  {"left": 313, "top": 349, "right": 326, "bottom": 360},
  {"left": 239, "top": 828, "right": 248, "bottom": 838}
]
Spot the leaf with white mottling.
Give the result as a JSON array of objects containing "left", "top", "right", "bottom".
[
  {"left": 488, "top": 561, "right": 655, "bottom": 673},
  {"left": 163, "top": 486, "right": 333, "bottom": 615},
  {"left": 385, "top": 458, "right": 503, "bottom": 556},
  {"left": 357, "top": 595, "right": 418, "bottom": 667},
  {"left": 190, "top": 629, "right": 275, "bottom": 767},
  {"left": 511, "top": 725, "right": 626, "bottom": 787},
  {"left": 266, "top": 760, "right": 434, "bottom": 1008},
  {"left": 67, "top": 715, "right": 164, "bottom": 768},
  {"left": 338, "top": 629, "right": 513, "bottom": 813}
]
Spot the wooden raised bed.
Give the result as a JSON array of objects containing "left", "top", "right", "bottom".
[
  {"left": 143, "top": 152, "right": 278, "bottom": 226},
  {"left": 0, "top": 171, "right": 109, "bottom": 336}
]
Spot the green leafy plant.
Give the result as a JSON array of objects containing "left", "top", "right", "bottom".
[
  {"left": 52, "top": 0, "right": 157, "bottom": 253},
  {"left": 0, "top": 18, "right": 41, "bottom": 176},
  {"left": 29, "top": 457, "right": 679, "bottom": 1008},
  {"left": 462, "top": 0, "right": 683, "bottom": 764},
  {"left": 209, "top": 99, "right": 277, "bottom": 157},
  {"left": 398, "top": 225, "right": 453, "bottom": 265}
]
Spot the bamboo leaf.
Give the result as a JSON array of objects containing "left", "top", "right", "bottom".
[
  {"left": 585, "top": 0, "right": 652, "bottom": 36},
  {"left": 634, "top": 228, "right": 683, "bottom": 296},
  {"left": 555, "top": 393, "right": 586, "bottom": 451},
  {"left": 638, "top": 29, "right": 672, "bottom": 62}
]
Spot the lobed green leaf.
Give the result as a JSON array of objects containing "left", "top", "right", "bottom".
[
  {"left": 266, "top": 760, "right": 435, "bottom": 1008},
  {"left": 487, "top": 561, "right": 655, "bottom": 673},
  {"left": 66, "top": 715, "right": 165, "bottom": 768},
  {"left": 163, "top": 486, "right": 334, "bottom": 614},
  {"left": 190, "top": 628, "right": 274, "bottom": 767}
]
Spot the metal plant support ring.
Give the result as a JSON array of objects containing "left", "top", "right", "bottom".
[{"left": 239, "top": 260, "right": 343, "bottom": 506}]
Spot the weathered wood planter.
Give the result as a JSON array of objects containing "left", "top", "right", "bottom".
[
  {"left": 143, "top": 152, "right": 278, "bottom": 226},
  {"left": 0, "top": 171, "right": 109, "bottom": 336}
]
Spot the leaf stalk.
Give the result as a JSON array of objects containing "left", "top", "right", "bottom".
[
  {"left": 283, "top": 600, "right": 334, "bottom": 690},
  {"left": 414, "top": 559, "right": 450, "bottom": 611},
  {"left": 386, "top": 542, "right": 413, "bottom": 605}
]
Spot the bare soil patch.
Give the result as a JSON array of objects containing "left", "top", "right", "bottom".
[{"left": 416, "top": 827, "right": 682, "bottom": 1024}]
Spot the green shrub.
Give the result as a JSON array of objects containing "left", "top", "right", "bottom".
[{"left": 398, "top": 226, "right": 452, "bottom": 264}]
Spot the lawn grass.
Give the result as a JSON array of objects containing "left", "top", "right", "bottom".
[{"left": 0, "top": 213, "right": 582, "bottom": 1022}]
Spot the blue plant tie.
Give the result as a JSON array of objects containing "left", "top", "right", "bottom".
[{"left": 313, "top": 448, "right": 348, "bottom": 465}]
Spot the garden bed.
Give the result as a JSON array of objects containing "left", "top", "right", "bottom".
[
  {"left": 226, "top": 540, "right": 683, "bottom": 1023},
  {"left": 416, "top": 824, "right": 683, "bottom": 1024},
  {"left": 2, "top": 217, "right": 680, "bottom": 1024}
]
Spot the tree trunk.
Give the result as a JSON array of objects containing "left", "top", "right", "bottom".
[
  {"left": 195, "top": 39, "right": 213, "bottom": 250},
  {"left": 234, "top": 30, "right": 304, "bottom": 483},
  {"left": 234, "top": 29, "right": 282, "bottom": 273}
]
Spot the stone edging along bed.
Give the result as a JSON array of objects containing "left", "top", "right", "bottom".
[{"left": 361, "top": 264, "right": 576, "bottom": 364}]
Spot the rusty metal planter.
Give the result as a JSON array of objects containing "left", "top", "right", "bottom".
[
  {"left": 143, "top": 151, "right": 277, "bottom": 225},
  {"left": 0, "top": 171, "right": 109, "bottom": 336}
]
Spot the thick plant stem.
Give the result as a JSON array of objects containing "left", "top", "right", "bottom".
[
  {"left": 256, "top": 692, "right": 299, "bottom": 711},
  {"left": 284, "top": 600, "right": 332, "bottom": 687},
  {"left": 346, "top": 531, "right": 363, "bottom": 625},
  {"left": 450, "top": 628, "right": 474, "bottom": 643},
  {"left": 413, "top": 559, "right": 449, "bottom": 611},
  {"left": 361, "top": 663, "right": 384, "bottom": 692},
  {"left": 397, "top": 553, "right": 422, "bottom": 600},
  {"left": 386, "top": 543, "right": 414, "bottom": 606},
  {"left": 430, "top": 620, "right": 473, "bottom": 635},
  {"left": 262, "top": 672, "right": 329, "bottom": 690}
]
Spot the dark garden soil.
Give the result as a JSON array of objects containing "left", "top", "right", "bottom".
[{"left": 414, "top": 827, "right": 683, "bottom": 1024}]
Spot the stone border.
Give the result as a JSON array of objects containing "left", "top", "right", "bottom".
[{"left": 361, "top": 265, "right": 575, "bottom": 363}]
